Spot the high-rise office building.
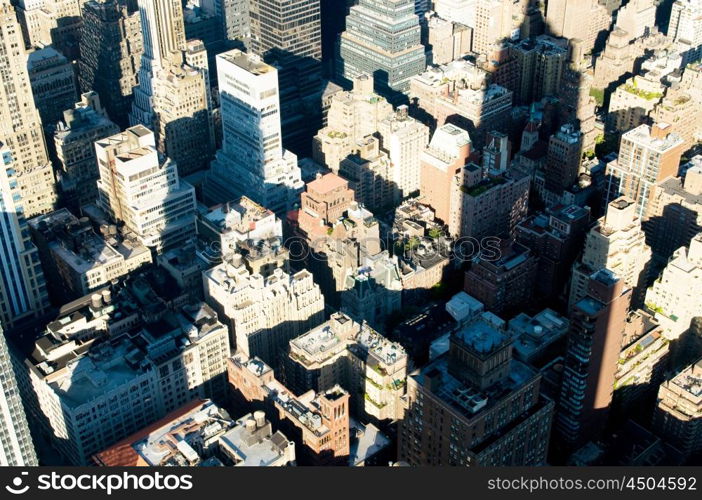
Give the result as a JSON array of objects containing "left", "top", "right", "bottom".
[
  {"left": 95, "top": 125, "right": 197, "bottom": 252},
  {"left": 79, "top": 0, "right": 144, "bottom": 128},
  {"left": 214, "top": 0, "right": 249, "bottom": 42},
  {"left": 570, "top": 197, "right": 651, "bottom": 310},
  {"left": 472, "top": 0, "right": 518, "bottom": 57},
  {"left": 313, "top": 74, "right": 393, "bottom": 173},
  {"left": 25, "top": 298, "right": 230, "bottom": 465},
  {"left": 0, "top": 2, "right": 57, "bottom": 218},
  {"left": 248, "top": 0, "right": 321, "bottom": 62},
  {"left": 668, "top": 0, "right": 702, "bottom": 65},
  {"left": 556, "top": 269, "right": 631, "bottom": 448},
  {"left": 130, "top": 0, "right": 214, "bottom": 176},
  {"left": 27, "top": 47, "right": 78, "bottom": 132},
  {"left": 54, "top": 92, "right": 121, "bottom": 211},
  {"left": 285, "top": 312, "right": 408, "bottom": 421},
  {"left": 247, "top": 0, "right": 324, "bottom": 154},
  {"left": 377, "top": 106, "right": 430, "bottom": 198},
  {"left": 0, "top": 144, "right": 51, "bottom": 332},
  {"left": 337, "top": 0, "right": 426, "bottom": 104},
  {"left": 606, "top": 123, "right": 685, "bottom": 219},
  {"left": 0, "top": 326, "right": 38, "bottom": 465},
  {"left": 419, "top": 123, "right": 471, "bottom": 226},
  {"left": 16, "top": 0, "right": 84, "bottom": 59},
  {"left": 543, "top": 123, "right": 583, "bottom": 204},
  {"left": 546, "top": 0, "right": 610, "bottom": 61},
  {"left": 645, "top": 233, "right": 702, "bottom": 341},
  {"left": 398, "top": 319, "right": 554, "bottom": 465},
  {"left": 652, "top": 357, "right": 702, "bottom": 458},
  {"left": 645, "top": 163, "right": 702, "bottom": 267},
  {"left": 204, "top": 50, "right": 303, "bottom": 214}
]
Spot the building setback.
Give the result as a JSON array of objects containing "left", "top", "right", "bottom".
[
  {"left": 398, "top": 319, "right": 554, "bottom": 465},
  {"left": 337, "top": 0, "right": 426, "bottom": 104}
]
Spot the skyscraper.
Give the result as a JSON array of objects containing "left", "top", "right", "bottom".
[
  {"left": 569, "top": 197, "right": 651, "bottom": 310},
  {"left": 0, "top": 2, "right": 57, "bottom": 218},
  {"left": 16, "top": 0, "right": 84, "bottom": 59},
  {"left": 377, "top": 106, "right": 430, "bottom": 198},
  {"left": 215, "top": 0, "right": 249, "bottom": 42},
  {"left": 313, "top": 74, "right": 393, "bottom": 173},
  {"left": 203, "top": 50, "right": 303, "bottom": 214},
  {"left": 546, "top": 0, "right": 610, "bottom": 60},
  {"left": 556, "top": 269, "right": 631, "bottom": 449},
  {"left": 0, "top": 144, "right": 51, "bottom": 332},
  {"left": 399, "top": 320, "right": 554, "bottom": 465},
  {"left": 26, "top": 47, "right": 78, "bottom": 132},
  {"left": 95, "top": 125, "right": 197, "bottom": 252},
  {"left": 0, "top": 326, "right": 38, "bottom": 465},
  {"left": 248, "top": 0, "right": 324, "bottom": 154},
  {"left": 652, "top": 357, "right": 702, "bottom": 458},
  {"left": 79, "top": 0, "right": 144, "bottom": 128},
  {"left": 543, "top": 123, "right": 583, "bottom": 204},
  {"left": 54, "top": 92, "right": 121, "bottom": 211},
  {"left": 668, "top": 0, "right": 702, "bottom": 65},
  {"left": 248, "top": 0, "right": 321, "bottom": 62},
  {"left": 130, "top": 0, "right": 214, "bottom": 176},
  {"left": 419, "top": 123, "right": 471, "bottom": 226},
  {"left": 472, "top": 0, "right": 517, "bottom": 56},
  {"left": 645, "top": 233, "right": 702, "bottom": 341},
  {"left": 606, "top": 123, "right": 685, "bottom": 219},
  {"left": 337, "top": 0, "right": 426, "bottom": 104}
]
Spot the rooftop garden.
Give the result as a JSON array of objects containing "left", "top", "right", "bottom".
[
  {"left": 365, "top": 376, "right": 383, "bottom": 390},
  {"left": 460, "top": 176, "right": 507, "bottom": 197},
  {"left": 589, "top": 87, "right": 605, "bottom": 107},
  {"left": 364, "top": 393, "right": 387, "bottom": 408},
  {"left": 428, "top": 227, "right": 443, "bottom": 239},
  {"left": 623, "top": 83, "right": 662, "bottom": 101}
]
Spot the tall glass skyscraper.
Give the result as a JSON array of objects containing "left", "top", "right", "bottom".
[
  {"left": 0, "top": 325, "right": 38, "bottom": 465},
  {"left": 0, "top": 144, "right": 50, "bottom": 332},
  {"left": 337, "top": 0, "right": 426, "bottom": 104}
]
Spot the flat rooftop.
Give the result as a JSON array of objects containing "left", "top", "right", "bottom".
[
  {"left": 455, "top": 320, "right": 510, "bottom": 355},
  {"left": 219, "top": 49, "right": 274, "bottom": 75},
  {"left": 670, "top": 358, "right": 702, "bottom": 399},
  {"left": 415, "top": 355, "right": 537, "bottom": 420},
  {"left": 202, "top": 196, "right": 275, "bottom": 235},
  {"left": 289, "top": 313, "right": 406, "bottom": 367},
  {"left": 307, "top": 173, "right": 348, "bottom": 195}
]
